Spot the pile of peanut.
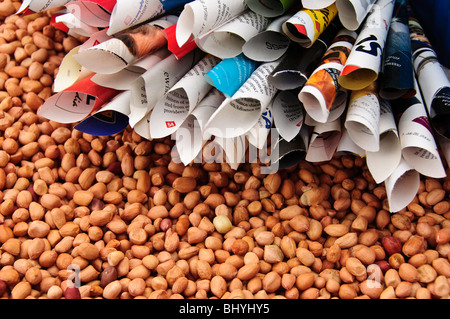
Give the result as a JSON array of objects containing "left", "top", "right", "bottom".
[{"left": 0, "top": 1, "right": 449, "bottom": 299}]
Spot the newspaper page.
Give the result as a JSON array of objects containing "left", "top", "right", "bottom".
[
  {"left": 73, "top": 90, "right": 131, "bottom": 136},
  {"left": 379, "top": 0, "right": 414, "bottom": 100},
  {"left": 302, "top": 0, "right": 336, "bottom": 10},
  {"left": 344, "top": 82, "right": 380, "bottom": 152},
  {"left": 204, "top": 53, "right": 260, "bottom": 98},
  {"left": 409, "top": 15, "right": 450, "bottom": 142},
  {"left": 272, "top": 89, "right": 304, "bottom": 142},
  {"left": 392, "top": 83, "right": 446, "bottom": 179},
  {"left": 204, "top": 60, "right": 280, "bottom": 139},
  {"left": 242, "top": 14, "right": 292, "bottom": 62},
  {"left": 107, "top": 0, "right": 190, "bottom": 35},
  {"left": 128, "top": 49, "right": 205, "bottom": 129},
  {"left": 172, "top": 88, "right": 226, "bottom": 165},
  {"left": 335, "top": 0, "right": 376, "bottom": 31},
  {"left": 281, "top": 3, "right": 338, "bottom": 48},
  {"left": 299, "top": 29, "right": 357, "bottom": 123},
  {"left": 244, "top": 0, "right": 295, "bottom": 17},
  {"left": 91, "top": 47, "right": 171, "bottom": 90},
  {"left": 338, "top": 0, "right": 395, "bottom": 91},
  {"left": 268, "top": 18, "right": 340, "bottom": 90},
  {"left": 365, "top": 99, "right": 402, "bottom": 183},
  {"left": 65, "top": 0, "right": 116, "bottom": 28},
  {"left": 149, "top": 55, "right": 221, "bottom": 139},
  {"left": 17, "top": 0, "right": 72, "bottom": 15},
  {"left": 37, "top": 74, "right": 120, "bottom": 124},
  {"left": 195, "top": 10, "right": 270, "bottom": 59},
  {"left": 305, "top": 118, "right": 341, "bottom": 162},
  {"left": 74, "top": 17, "right": 176, "bottom": 74},
  {"left": 175, "top": 0, "right": 248, "bottom": 48},
  {"left": 385, "top": 157, "right": 420, "bottom": 213}
]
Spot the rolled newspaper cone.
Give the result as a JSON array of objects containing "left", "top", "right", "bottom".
[
  {"left": 336, "top": 126, "right": 365, "bottom": 157},
  {"left": 74, "top": 16, "right": 177, "bottom": 74},
  {"left": 204, "top": 53, "right": 260, "bottom": 98},
  {"left": 242, "top": 14, "right": 292, "bottom": 62},
  {"left": 338, "top": 0, "right": 395, "bottom": 91},
  {"left": 37, "top": 74, "right": 120, "bottom": 124},
  {"left": 305, "top": 118, "right": 342, "bottom": 162},
  {"left": 272, "top": 89, "right": 304, "bottom": 142},
  {"left": 365, "top": 99, "right": 402, "bottom": 183},
  {"left": 268, "top": 18, "right": 341, "bottom": 90},
  {"left": 195, "top": 10, "right": 270, "bottom": 59},
  {"left": 335, "top": 0, "right": 376, "bottom": 31},
  {"left": 299, "top": 29, "right": 357, "bottom": 123},
  {"left": 282, "top": 3, "right": 338, "bottom": 48},
  {"left": 344, "top": 81, "right": 381, "bottom": 152},
  {"left": 392, "top": 80, "right": 446, "bottom": 179},
  {"left": 91, "top": 47, "right": 171, "bottom": 90},
  {"left": 204, "top": 60, "right": 280, "bottom": 139},
  {"left": 385, "top": 157, "right": 420, "bottom": 213},
  {"left": 149, "top": 55, "right": 221, "bottom": 139},
  {"left": 172, "top": 89, "right": 226, "bottom": 165},
  {"left": 379, "top": 0, "right": 415, "bottom": 100},
  {"left": 74, "top": 90, "right": 131, "bottom": 136},
  {"left": 409, "top": 14, "right": 450, "bottom": 142},
  {"left": 175, "top": 0, "right": 248, "bottom": 48},
  {"left": 128, "top": 49, "right": 205, "bottom": 129}
]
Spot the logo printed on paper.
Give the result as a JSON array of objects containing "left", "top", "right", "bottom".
[
  {"left": 412, "top": 116, "right": 433, "bottom": 134},
  {"left": 165, "top": 121, "right": 176, "bottom": 128}
]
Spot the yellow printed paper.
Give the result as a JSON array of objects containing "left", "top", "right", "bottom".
[
  {"left": 282, "top": 3, "right": 338, "bottom": 48},
  {"left": 304, "top": 3, "right": 338, "bottom": 44}
]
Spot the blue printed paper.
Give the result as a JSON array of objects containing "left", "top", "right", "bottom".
[{"left": 204, "top": 54, "right": 260, "bottom": 98}]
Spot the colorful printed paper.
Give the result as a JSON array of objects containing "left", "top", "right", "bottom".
[
  {"left": 282, "top": 3, "right": 338, "bottom": 48},
  {"left": 379, "top": 0, "right": 415, "bottom": 100},
  {"left": 338, "top": 0, "right": 395, "bottom": 91},
  {"left": 268, "top": 18, "right": 340, "bottom": 90},
  {"left": 409, "top": 15, "right": 450, "bottom": 141},
  {"left": 204, "top": 53, "right": 260, "bottom": 97},
  {"left": 299, "top": 29, "right": 357, "bottom": 123}
]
